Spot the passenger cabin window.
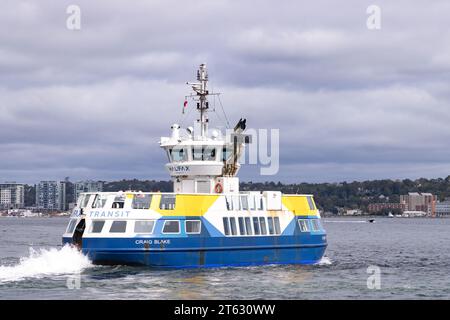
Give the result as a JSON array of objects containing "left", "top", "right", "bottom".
[
  {"left": 252, "top": 217, "right": 261, "bottom": 235},
  {"left": 267, "top": 217, "right": 275, "bottom": 235},
  {"left": 298, "top": 219, "right": 310, "bottom": 232},
  {"left": 186, "top": 220, "right": 201, "bottom": 234},
  {"left": 81, "top": 195, "right": 91, "bottom": 208},
  {"left": 92, "top": 194, "right": 108, "bottom": 209},
  {"left": 225, "top": 196, "right": 233, "bottom": 210},
  {"left": 274, "top": 217, "right": 281, "bottom": 234},
  {"left": 132, "top": 194, "right": 152, "bottom": 209},
  {"left": 90, "top": 220, "right": 105, "bottom": 233},
  {"left": 223, "top": 217, "right": 230, "bottom": 236},
  {"left": 248, "top": 196, "right": 256, "bottom": 210},
  {"left": 162, "top": 220, "right": 180, "bottom": 234},
  {"left": 311, "top": 219, "right": 321, "bottom": 231},
  {"left": 257, "top": 197, "right": 264, "bottom": 210},
  {"left": 240, "top": 195, "right": 249, "bottom": 210},
  {"left": 238, "top": 217, "right": 245, "bottom": 235},
  {"left": 229, "top": 218, "right": 237, "bottom": 235},
  {"left": 307, "top": 196, "right": 316, "bottom": 210},
  {"left": 112, "top": 195, "right": 125, "bottom": 209},
  {"left": 171, "top": 148, "right": 187, "bottom": 162},
  {"left": 110, "top": 221, "right": 127, "bottom": 233},
  {"left": 245, "top": 217, "right": 253, "bottom": 235},
  {"left": 160, "top": 195, "right": 176, "bottom": 210},
  {"left": 259, "top": 217, "right": 267, "bottom": 235},
  {"left": 66, "top": 219, "right": 77, "bottom": 234},
  {"left": 134, "top": 220, "right": 155, "bottom": 234}
]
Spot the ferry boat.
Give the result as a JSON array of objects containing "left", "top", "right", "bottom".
[{"left": 62, "top": 64, "right": 327, "bottom": 267}]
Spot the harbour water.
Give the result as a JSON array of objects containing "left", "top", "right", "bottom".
[{"left": 0, "top": 217, "right": 449, "bottom": 299}]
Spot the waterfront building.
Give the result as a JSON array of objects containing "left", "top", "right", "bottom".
[
  {"left": 368, "top": 203, "right": 406, "bottom": 214},
  {"left": 0, "top": 182, "right": 25, "bottom": 209},
  {"left": 36, "top": 181, "right": 67, "bottom": 211},
  {"left": 436, "top": 199, "right": 450, "bottom": 217},
  {"left": 74, "top": 181, "right": 103, "bottom": 202},
  {"left": 400, "top": 192, "right": 436, "bottom": 217}
]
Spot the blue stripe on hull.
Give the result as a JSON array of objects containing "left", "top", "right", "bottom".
[{"left": 63, "top": 235, "right": 327, "bottom": 268}]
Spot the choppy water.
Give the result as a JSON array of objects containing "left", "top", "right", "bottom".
[{"left": 0, "top": 217, "right": 449, "bottom": 299}]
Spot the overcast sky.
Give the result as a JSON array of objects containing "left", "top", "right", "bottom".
[{"left": 1, "top": 0, "right": 450, "bottom": 184}]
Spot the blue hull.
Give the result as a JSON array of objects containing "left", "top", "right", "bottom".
[{"left": 63, "top": 235, "right": 327, "bottom": 268}]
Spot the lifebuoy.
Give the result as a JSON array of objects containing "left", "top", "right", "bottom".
[{"left": 214, "top": 183, "right": 223, "bottom": 193}]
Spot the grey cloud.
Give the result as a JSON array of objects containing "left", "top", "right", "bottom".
[{"left": 1, "top": 0, "right": 450, "bottom": 183}]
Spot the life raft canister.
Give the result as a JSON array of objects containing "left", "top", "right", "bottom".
[{"left": 214, "top": 182, "right": 223, "bottom": 193}]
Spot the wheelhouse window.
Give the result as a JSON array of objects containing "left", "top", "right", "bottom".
[
  {"left": 112, "top": 195, "right": 125, "bottom": 209},
  {"left": 186, "top": 220, "right": 201, "bottom": 234},
  {"left": 134, "top": 220, "right": 155, "bottom": 234},
  {"left": 132, "top": 194, "right": 152, "bottom": 209},
  {"left": 192, "top": 146, "right": 216, "bottom": 161},
  {"left": 66, "top": 219, "right": 77, "bottom": 234},
  {"left": 171, "top": 148, "right": 187, "bottom": 162},
  {"left": 298, "top": 219, "right": 310, "bottom": 232},
  {"left": 203, "top": 147, "right": 216, "bottom": 161},
  {"left": 160, "top": 194, "right": 176, "bottom": 210},
  {"left": 90, "top": 220, "right": 105, "bottom": 233},
  {"left": 92, "top": 194, "right": 108, "bottom": 209},
  {"left": 306, "top": 196, "right": 316, "bottom": 210},
  {"left": 110, "top": 221, "right": 127, "bottom": 233},
  {"left": 222, "top": 147, "right": 232, "bottom": 161},
  {"left": 162, "top": 220, "right": 180, "bottom": 234}
]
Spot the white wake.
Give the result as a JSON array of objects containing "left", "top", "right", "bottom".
[
  {"left": 316, "top": 256, "right": 332, "bottom": 266},
  {"left": 0, "top": 245, "right": 92, "bottom": 282}
]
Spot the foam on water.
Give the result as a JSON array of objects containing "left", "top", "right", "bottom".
[
  {"left": 0, "top": 245, "right": 92, "bottom": 282},
  {"left": 316, "top": 256, "right": 332, "bottom": 266}
]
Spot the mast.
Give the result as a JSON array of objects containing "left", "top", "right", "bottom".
[{"left": 187, "top": 63, "right": 210, "bottom": 139}]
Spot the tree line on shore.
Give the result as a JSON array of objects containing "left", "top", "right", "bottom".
[{"left": 24, "top": 176, "right": 450, "bottom": 214}]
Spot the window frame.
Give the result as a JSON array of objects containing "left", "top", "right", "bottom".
[
  {"left": 298, "top": 219, "right": 311, "bottom": 232},
  {"left": 252, "top": 217, "right": 261, "bottom": 235},
  {"left": 274, "top": 217, "right": 281, "bottom": 235},
  {"left": 109, "top": 220, "right": 127, "bottom": 233},
  {"left": 90, "top": 220, "right": 105, "bottom": 234},
  {"left": 185, "top": 220, "right": 202, "bottom": 234},
  {"left": 132, "top": 194, "right": 153, "bottom": 210},
  {"left": 159, "top": 194, "right": 176, "bottom": 210},
  {"left": 229, "top": 217, "right": 238, "bottom": 236},
  {"left": 310, "top": 219, "right": 321, "bottom": 232},
  {"left": 223, "top": 217, "right": 230, "bottom": 236},
  {"left": 162, "top": 220, "right": 181, "bottom": 234},
  {"left": 244, "top": 217, "right": 253, "bottom": 235},
  {"left": 134, "top": 220, "right": 156, "bottom": 234}
]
